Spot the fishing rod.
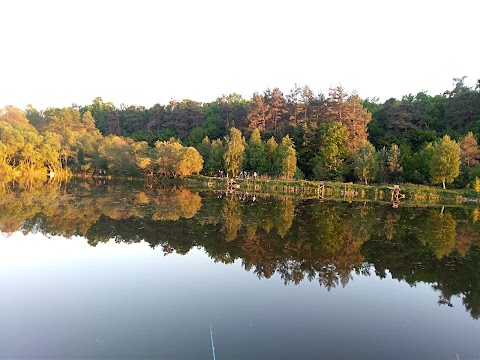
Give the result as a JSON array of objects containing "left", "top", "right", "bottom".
[{"left": 210, "top": 322, "right": 216, "bottom": 360}]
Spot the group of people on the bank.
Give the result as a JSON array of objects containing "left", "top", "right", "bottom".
[{"left": 217, "top": 170, "right": 258, "bottom": 180}]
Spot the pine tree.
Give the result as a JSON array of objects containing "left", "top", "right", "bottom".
[
  {"left": 247, "top": 93, "right": 269, "bottom": 132},
  {"left": 325, "top": 86, "right": 371, "bottom": 152},
  {"left": 266, "top": 87, "right": 289, "bottom": 136},
  {"left": 459, "top": 131, "right": 480, "bottom": 167}
]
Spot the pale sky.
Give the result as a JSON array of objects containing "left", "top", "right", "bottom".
[{"left": 0, "top": 0, "right": 478, "bottom": 110}]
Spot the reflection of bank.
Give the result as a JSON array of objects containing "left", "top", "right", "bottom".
[
  {"left": 215, "top": 189, "right": 257, "bottom": 203},
  {"left": 341, "top": 183, "right": 358, "bottom": 202},
  {"left": 226, "top": 178, "right": 240, "bottom": 192},
  {"left": 388, "top": 185, "right": 405, "bottom": 207},
  {"left": 316, "top": 181, "right": 324, "bottom": 201}
]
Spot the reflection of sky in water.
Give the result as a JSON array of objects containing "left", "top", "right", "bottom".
[{"left": 0, "top": 232, "right": 479, "bottom": 360}]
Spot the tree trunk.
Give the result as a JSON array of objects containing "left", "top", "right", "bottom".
[{"left": 442, "top": 179, "right": 446, "bottom": 189}]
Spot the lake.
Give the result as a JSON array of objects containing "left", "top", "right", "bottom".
[{"left": 0, "top": 180, "right": 479, "bottom": 360}]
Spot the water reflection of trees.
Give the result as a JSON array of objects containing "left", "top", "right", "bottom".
[
  {"left": 364, "top": 206, "right": 480, "bottom": 319},
  {"left": 1, "top": 180, "right": 480, "bottom": 319}
]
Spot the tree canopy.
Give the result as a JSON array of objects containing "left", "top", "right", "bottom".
[{"left": 3, "top": 77, "right": 480, "bottom": 188}]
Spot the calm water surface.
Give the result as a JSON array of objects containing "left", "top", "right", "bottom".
[{"left": 0, "top": 180, "right": 479, "bottom": 360}]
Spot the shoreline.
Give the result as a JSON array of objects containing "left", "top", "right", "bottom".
[{"left": 2, "top": 174, "right": 479, "bottom": 206}]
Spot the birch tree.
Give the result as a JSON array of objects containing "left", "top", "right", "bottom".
[
  {"left": 429, "top": 135, "right": 461, "bottom": 189},
  {"left": 353, "top": 140, "right": 378, "bottom": 185}
]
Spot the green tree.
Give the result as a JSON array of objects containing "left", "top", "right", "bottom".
[
  {"left": 196, "top": 136, "right": 211, "bottom": 159},
  {"left": 199, "top": 103, "right": 225, "bottom": 141},
  {"left": 401, "top": 143, "right": 434, "bottom": 184},
  {"left": 207, "top": 139, "right": 225, "bottom": 176},
  {"left": 376, "top": 146, "right": 389, "bottom": 183},
  {"left": 224, "top": 127, "right": 245, "bottom": 177},
  {"left": 98, "top": 135, "right": 136, "bottom": 174},
  {"left": 42, "top": 107, "right": 85, "bottom": 170},
  {"left": 82, "top": 97, "right": 117, "bottom": 135},
  {"left": 18, "top": 130, "right": 45, "bottom": 173},
  {"left": 430, "top": 135, "right": 461, "bottom": 189},
  {"left": 196, "top": 136, "right": 213, "bottom": 175},
  {"left": 377, "top": 144, "right": 403, "bottom": 183},
  {"left": 475, "top": 177, "right": 480, "bottom": 195},
  {"left": 312, "top": 121, "right": 350, "bottom": 180},
  {"left": 215, "top": 93, "right": 249, "bottom": 134},
  {"left": 276, "top": 135, "right": 297, "bottom": 179},
  {"left": 443, "top": 78, "right": 480, "bottom": 134},
  {"left": 265, "top": 136, "right": 279, "bottom": 176},
  {"left": 41, "top": 131, "right": 62, "bottom": 173},
  {"left": 353, "top": 140, "right": 378, "bottom": 185},
  {"left": 246, "top": 128, "right": 268, "bottom": 175},
  {"left": 387, "top": 144, "right": 403, "bottom": 182},
  {"left": 0, "top": 121, "right": 25, "bottom": 172},
  {"left": 25, "top": 104, "right": 46, "bottom": 131}
]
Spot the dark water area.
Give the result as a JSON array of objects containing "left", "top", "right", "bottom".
[{"left": 0, "top": 180, "right": 479, "bottom": 360}]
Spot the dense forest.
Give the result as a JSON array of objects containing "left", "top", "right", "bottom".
[{"left": 1, "top": 77, "right": 480, "bottom": 188}]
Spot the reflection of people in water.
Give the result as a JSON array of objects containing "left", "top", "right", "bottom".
[{"left": 216, "top": 190, "right": 257, "bottom": 202}]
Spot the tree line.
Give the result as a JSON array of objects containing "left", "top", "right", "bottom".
[{"left": 1, "top": 77, "right": 480, "bottom": 187}]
